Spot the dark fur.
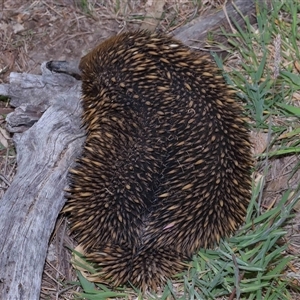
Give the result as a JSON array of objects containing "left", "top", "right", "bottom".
[{"left": 64, "top": 31, "right": 252, "bottom": 291}]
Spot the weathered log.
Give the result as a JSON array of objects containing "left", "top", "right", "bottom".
[
  {"left": 173, "top": 0, "right": 258, "bottom": 51},
  {"left": 0, "top": 1, "right": 258, "bottom": 298},
  {"left": 0, "top": 64, "right": 84, "bottom": 300}
]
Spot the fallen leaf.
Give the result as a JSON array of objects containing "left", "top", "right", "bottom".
[
  {"left": 250, "top": 131, "right": 269, "bottom": 155},
  {"left": 12, "top": 23, "right": 25, "bottom": 34}
]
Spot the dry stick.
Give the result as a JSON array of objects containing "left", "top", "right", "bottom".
[
  {"left": 228, "top": 254, "right": 244, "bottom": 300},
  {"left": 0, "top": 65, "right": 84, "bottom": 300},
  {"left": 0, "top": 173, "right": 10, "bottom": 186}
]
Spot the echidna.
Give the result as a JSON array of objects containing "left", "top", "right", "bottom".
[{"left": 63, "top": 30, "right": 252, "bottom": 291}]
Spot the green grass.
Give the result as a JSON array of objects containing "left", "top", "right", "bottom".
[
  {"left": 76, "top": 0, "right": 95, "bottom": 15},
  {"left": 68, "top": 0, "right": 300, "bottom": 299},
  {"left": 69, "top": 188, "right": 299, "bottom": 300}
]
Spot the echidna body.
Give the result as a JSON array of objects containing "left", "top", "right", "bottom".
[{"left": 64, "top": 31, "right": 252, "bottom": 291}]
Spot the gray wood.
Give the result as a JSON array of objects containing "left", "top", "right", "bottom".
[
  {"left": 0, "top": 64, "right": 84, "bottom": 300},
  {"left": 173, "top": 0, "right": 258, "bottom": 51}
]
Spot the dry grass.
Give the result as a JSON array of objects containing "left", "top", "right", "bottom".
[{"left": 0, "top": 0, "right": 217, "bottom": 83}]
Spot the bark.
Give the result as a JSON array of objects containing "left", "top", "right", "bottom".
[
  {"left": 172, "top": 0, "right": 259, "bottom": 51},
  {"left": 0, "top": 64, "right": 84, "bottom": 300}
]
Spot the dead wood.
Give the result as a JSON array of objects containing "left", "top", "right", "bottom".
[
  {"left": 0, "top": 64, "right": 84, "bottom": 300},
  {"left": 173, "top": 0, "right": 259, "bottom": 51},
  {"left": 0, "top": 1, "right": 259, "bottom": 299}
]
